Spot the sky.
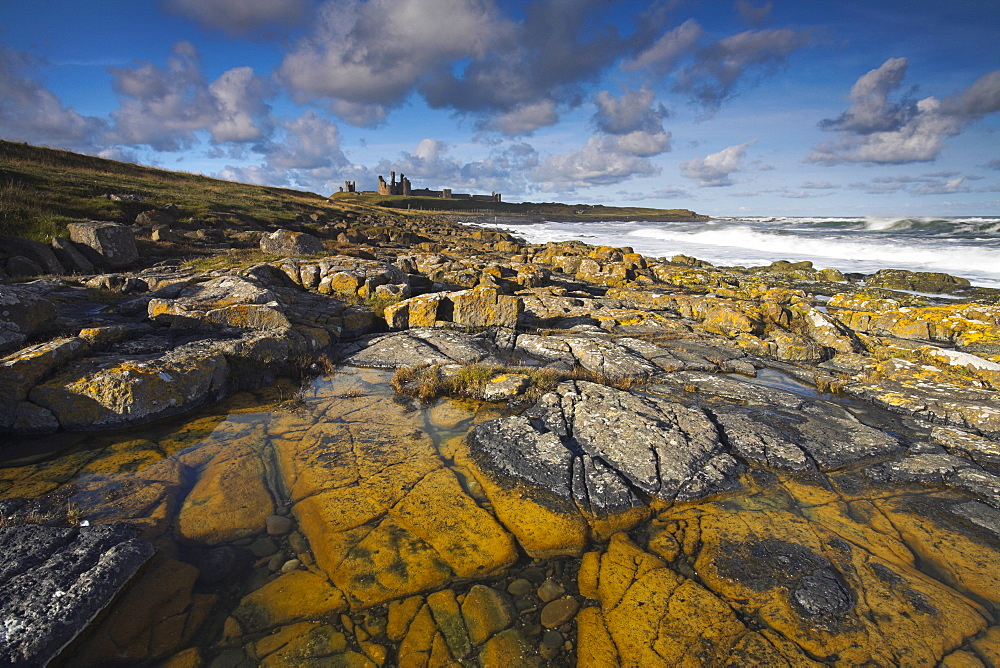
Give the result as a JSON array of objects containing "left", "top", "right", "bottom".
[{"left": 1, "top": 0, "right": 999, "bottom": 217}]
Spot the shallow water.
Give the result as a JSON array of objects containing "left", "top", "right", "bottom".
[{"left": 2, "top": 368, "right": 998, "bottom": 665}]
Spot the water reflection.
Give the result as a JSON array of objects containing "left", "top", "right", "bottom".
[{"left": 1, "top": 368, "right": 997, "bottom": 666}]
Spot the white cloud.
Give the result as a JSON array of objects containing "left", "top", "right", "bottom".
[
  {"left": 164, "top": 0, "right": 308, "bottom": 35},
  {"left": 482, "top": 100, "right": 560, "bottom": 135},
  {"left": 107, "top": 42, "right": 272, "bottom": 151},
  {"left": 810, "top": 59, "right": 1000, "bottom": 164},
  {"left": 680, "top": 139, "right": 757, "bottom": 186},
  {"left": 532, "top": 135, "right": 662, "bottom": 191},
  {"left": 279, "top": 0, "right": 506, "bottom": 122},
  {"left": 0, "top": 45, "right": 105, "bottom": 148},
  {"left": 593, "top": 87, "right": 668, "bottom": 135}
]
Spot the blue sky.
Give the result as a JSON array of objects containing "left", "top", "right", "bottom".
[{"left": 1, "top": 0, "right": 998, "bottom": 217}]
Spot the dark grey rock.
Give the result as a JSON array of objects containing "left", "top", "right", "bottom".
[
  {"left": 793, "top": 567, "right": 853, "bottom": 616},
  {"left": 0, "top": 523, "right": 154, "bottom": 666},
  {"left": 5, "top": 255, "right": 44, "bottom": 279},
  {"left": 0, "top": 235, "right": 66, "bottom": 275},
  {"left": 50, "top": 237, "right": 94, "bottom": 275},
  {"left": 340, "top": 329, "right": 502, "bottom": 369},
  {"left": 468, "top": 381, "right": 743, "bottom": 516}
]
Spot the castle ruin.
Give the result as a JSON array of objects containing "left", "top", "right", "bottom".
[{"left": 377, "top": 172, "right": 500, "bottom": 202}]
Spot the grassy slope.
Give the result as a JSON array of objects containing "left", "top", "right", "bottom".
[{"left": 1, "top": 140, "right": 705, "bottom": 243}]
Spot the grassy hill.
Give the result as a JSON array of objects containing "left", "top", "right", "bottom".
[{"left": 1, "top": 140, "right": 706, "bottom": 244}]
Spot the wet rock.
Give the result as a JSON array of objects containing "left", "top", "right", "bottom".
[
  {"left": 0, "top": 523, "right": 154, "bottom": 666},
  {"left": 29, "top": 341, "right": 229, "bottom": 431},
  {"left": 259, "top": 229, "right": 324, "bottom": 256},
  {"left": 67, "top": 221, "right": 138, "bottom": 269},
  {"left": 266, "top": 514, "right": 294, "bottom": 536},
  {"left": 234, "top": 569, "right": 346, "bottom": 631},
  {"left": 178, "top": 438, "right": 275, "bottom": 545},
  {"left": 537, "top": 578, "right": 565, "bottom": 603},
  {"left": 461, "top": 585, "right": 516, "bottom": 646},
  {"left": 540, "top": 597, "right": 579, "bottom": 628},
  {"left": 507, "top": 578, "right": 534, "bottom": 597}
]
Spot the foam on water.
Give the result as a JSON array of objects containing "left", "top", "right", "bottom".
[{"left": 469, "top": 217, "right": 1000, "bottom": 288}]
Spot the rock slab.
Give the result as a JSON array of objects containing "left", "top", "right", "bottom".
[
  {"left": 67, "top": 221, "right": 138, "bottom": 269},
  {"left": 0, "top": 523, "right": 154, "bottom": 666}
]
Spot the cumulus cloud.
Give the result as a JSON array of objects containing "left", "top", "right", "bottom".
[
  {"left": 279, "top": 0, "right": 664, "bottom": 133},
  {"left": 680, "top": 139, "right": 757, "bottom": 186},
  {"left": 481, "top": 100, "right": 560, "bottom": 135},
  {"left": 164, "top": 0, "right": 308, "bottom": 35},
  {"left": 375, "top": 138, "right": 538, "bottom": 195},
  {"left": 809, "top": 59, "right": 1000, "bottom": 164},
  {"left": 531, "top": 88, "right": 672, "bottom": 191},
  {"left": 801, "top": 181, "right": 838, "bottom": 189},
  {"left": 533, "top": 135, "right": 663, "bottom": 191},
  {"left": 593, "top": 87, "right": 668, "bottom": 135},
  {"left": 279, "top": 0, "right": 506, "bottom": 125},
  {"left": 674, "top": 29, "right": 810, "bottom": 112},
  {"left": 0, "top": 45, "right": 106, "bottom": 148},
  {"left": 107, "top": 41, "right": 272, "bottom": 151}
]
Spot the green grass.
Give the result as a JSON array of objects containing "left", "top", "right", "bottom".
[{"left": 0, "top": 140, "right": 390, "bottom": 243}]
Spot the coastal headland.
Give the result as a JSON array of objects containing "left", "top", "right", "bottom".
[{"left": 2, "top": 141, "right": 1000, "bottom": 666}]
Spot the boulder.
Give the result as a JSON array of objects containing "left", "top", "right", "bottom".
[
  {"left": 260, "top": 229, "right": 324, "bottom": 256},
  {"left": 867, "top": 268, "right": 971, "bottom": 294},
  {"left": 0, "top": 336, "right": 88, "bottom": 431},
  {"left": 51, "top": 236, "right": 95, "bottom": 274},
  {"left": 4, "top": 255, "right": 44, "bottom": 278},
  {"left": 28, "top": 341, "right": 229, "bottom": 430},
  {"left": 67, "top": 221, "right": 139, "bottom": 269},
  {"left": 0, "top": 285, "right": 57, "bottom": 353},
  {"left": 0, "top": 523, "right": 154, "bottom": 666},
  {"left": 0, "top": 234, "right": 66, "bottom": 275}
]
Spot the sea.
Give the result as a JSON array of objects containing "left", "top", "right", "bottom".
[{"left": 469, "top": 216, "right": 1000, "bottom": 289}]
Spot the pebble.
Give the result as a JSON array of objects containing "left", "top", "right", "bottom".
[
  {"left": 539, "top": 644, "right": 560, "bottom": 661},
  {"left": 537, "top": 578, "right": 564, "bottom": 603},
  {"left": 267, "top": 554, "right": 285, "bottom": 572},
  {"left": 249, "top": 536, "right": 278, "bottom": 558},
  {"left": 521, "top": 566, "right": 546, "bottom": 583},
  {"left": 288, "top": 531, "right": 308, "bottom": 554},
  {"left": 280, "top": 559, "right": 301, "bottom": 574},
  {"left": 266, "top": 515, "right": 295, "bottom": 536},
  {"left": 507, "top": 578, "right": 534, "bottom": 597},
  {"left": 540, "top": 598, "right": 579, "bottom": 628},
  {"left": 541, "top": 630, "right": 564, "bottom": 648}
]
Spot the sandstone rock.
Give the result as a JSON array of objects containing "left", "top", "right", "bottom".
[
  {"left": 461, "top": 585, "right": 516, "bottom": 645},
  {"left": 29, "top": 341, "right": 229, "bottom": 430},
  {"left": 450, "top": 287, "right": 523, "bottom": 328},
  {"left": 67, "top": 221, "right": 139, "bottom": 269},
  {"left": 0, "top": 336, "right": 88, "bottom": 431},
  {"left": 178, "top": 437, "right": 275, "bottom": 544},
  {"left": 260, "top": 229, "right": 324, "bottom": 256},
  {"left": 235, "top": 569, "right": 347, "bottom": 631},
  {"left": 0, "top": 523, "right": 154, "bottom": 666},
  {"left": 0, "top": 285, "right": 57, "bottom": 354}
]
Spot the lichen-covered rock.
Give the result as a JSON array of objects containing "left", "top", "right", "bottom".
[
  {"left": 67, "top": 221, "right": 138, "bottom": 268},
  {"left": 450, "top": 286, "right": 522, "bottom": 328},
  {"left": 29, "top": 342, "right": 228, "bottom": 430},
  {"left": 259, "top": 229, "right": 324, "bottom": 256},
  {"left": 0, "top": 284, "right": 57, "bottom": 354},
  {"left": 0, "top": 336, "right": 87, "bottom": 430},
  {"left": 867, "top": 268, "right": 972, "bottom": 294},
  {"left": 0, "top": 523, "right": 154, "bottom": 667}
]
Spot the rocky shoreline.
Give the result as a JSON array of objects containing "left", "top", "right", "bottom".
[{"left": 2, "top": 208, "right": 1000, "bottom": 665}]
